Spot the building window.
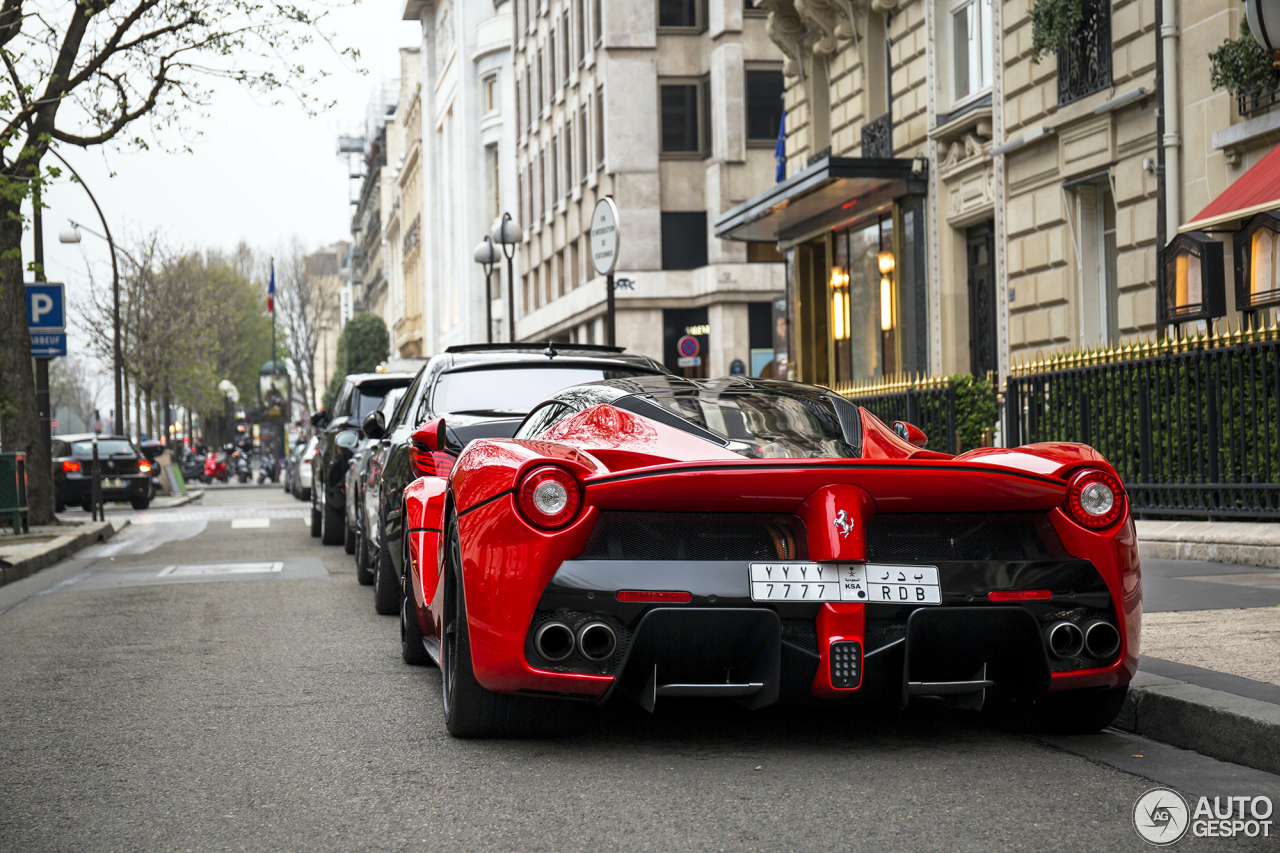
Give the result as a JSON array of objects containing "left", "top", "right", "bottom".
[
  {"left": 562, "top": 11, "right": 571, "bottom": 84},
  {"left": 524, "top": 0, "right": 532, "bottom": 33},
  {"left": 565, "top": 117, "right": 574, "bottom": 191},
  {"left": 596, "top": 86, "right": 605, "bottom": 170},
  {"left": 538, "top": 149, "right": 546, "bottom": 218},
  {"left": 746, "top": 68, "right": 784, "bottom": 143},
  {"left": 580, "top": 105, "right": 590, "bottom": 182},
  {"left": 1057, "top": 0, "right": 1111, "bottom": 105},
  {"left": 660, "top": 80, "right": 709, "bottom": 156},
  {"left": 947, "top": 0, "right": 992, "bottom": 105},
  {"left": 537, "top": 49, "right": 544, "bottom": 113},
  {"left": 487, "top": 144, "right": 501, "bottom": 221},
  {"left": 551, "top": 134, "right": 560, "bottom": 203},
  {"left": 515, "top": 79, "right": 522, "bottom": 136},
  {"left": 661, "top": 212, "right": 708, "bottom": 270},
  {"left": 593, "top": 0, "right": 602, "bottom": 45},
  {"left": 744, "top": 0, "right": 766, "bottom": 16},
  {"left": 485, "top": 74, "right": 499, "bottom": 114},
  {"left": 1071, "top": 182, "right": 1119, "bottom": 345},
  {"left": 518, "top": 166, "right": 525, "bottom": 225},
  {"left": 548, "top": 30, "right": 557, "bottom": 93},
  {"left": 658, "top": 0, "right": 700, "bottom": 29},
  {"left": 576, "top": 0, "right": 586, "bottom": 63}
]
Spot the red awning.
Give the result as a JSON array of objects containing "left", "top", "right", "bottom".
[{"left": 1183, "top": 143, "right": 1280, "bottom": 232}]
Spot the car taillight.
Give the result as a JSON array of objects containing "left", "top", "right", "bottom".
[
  {"left": 1065, "top": 468, "right": 1125, "bottom": 529},
  {"left": 138, "top": 461, "right": 152, "bottom": 473},
  {"left": 516, "top": 466, "right": 582, "bottom": 529},
  {"left": 410, "top": 447, "right": 454, "bottom": 478},
  {"left": 987, "top": 590, "right": 1052, "bottom": 602},
  {"left": 62, "top": 460, "right": 80, "bottom": 473}
]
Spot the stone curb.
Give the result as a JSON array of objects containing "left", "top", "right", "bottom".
[
  {"left": 1136, "top": 520, "right": 1280, "bottom": 569},
  {"left": 0, "top": 520, "right": 124, "bottom": 589},
  {"left": 1113, "top": 671, "right": 1280, "bottom": 776}
]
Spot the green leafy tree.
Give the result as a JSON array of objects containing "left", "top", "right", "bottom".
[
  {"left": 1029, "top": 0, "right": 1083, "bottom": 64},
  {"left": 322, "top": 313, "right": 389, "bottom": 410},
  {"left": 1209, "top": 20, "right": 1280, "bottom": 98},
  {"left": 0, "top": 2, "right": 352, "bottom": 523}
]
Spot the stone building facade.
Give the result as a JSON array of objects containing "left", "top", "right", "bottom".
[
  {"left": 511, "top": 0, "right": 788, "bottom": 377},
  {"left": 716, "top": 0, "right": 1277, "bottom": 392}
]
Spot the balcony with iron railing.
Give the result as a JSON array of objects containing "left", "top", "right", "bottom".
[{"left": 1057, "top": 0, "right": 1112, "bottom": 106}]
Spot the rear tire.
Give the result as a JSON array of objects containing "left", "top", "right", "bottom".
[
  {"left": 986, "top": 685, "right": 1129, "bottom": 734},
  {"left": 402, "top": 592, "right": 430, "bottom": 665},
  {"left": 130, "top": 496, "right": 150, "bottom": 510},
  {"left": 310, "top": 504, "right": 321, "bottom": 537},
  {"left": 440, "top": 516, "right": 574, "bottom": 738},
  {"left": 355, "top": 528, "right": 374, "bottom": 586},
  {"left": 373, "top": 518, "right": 400, "bottom": 615},
  {"left": 343, "top": 521, "right": 356, "bottom": 554},
  {"left": 320, "top": 487, "right": 344, "bottom": 546}
]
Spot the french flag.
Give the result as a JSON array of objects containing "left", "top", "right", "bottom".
[{"left": 267, "top": 260, "right": 275, "bottom": 314}]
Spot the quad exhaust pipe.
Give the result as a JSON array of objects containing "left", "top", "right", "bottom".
[
  {"left": 1043, "top": 620, "right": 1084, "bottom": 659},
  {"left": 576, "top": 621, "right": 618, "bottom": 661},
  {"left": 1083, "top": 619, "right": 1120, "bottom": 660},
  {"left": 533, "top": 620, "right": 619, "bottom": 662},
  {"left": 533, "top": 622, "right": 575, "bottom": 662}
]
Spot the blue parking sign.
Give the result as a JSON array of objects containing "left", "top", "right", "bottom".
[
  {"left": 26, "top": 283, "right": 65, "bottom": 331},
  {"left": 30, "top": 331, "right": 67, "bottom": 358}
]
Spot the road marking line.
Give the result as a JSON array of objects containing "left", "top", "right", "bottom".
[{"left": 230, "top": 518, "right": 270, "bottom": 529}]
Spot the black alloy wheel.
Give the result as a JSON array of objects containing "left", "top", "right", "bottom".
[
  {"left": 343, "top": 520, "right": 356, "bottom": 554},
  {"left": 320, "top": 484, "right": 344, "bottom": 546},
  {"left": 401, "top": 588, "right": 429, "bottom": 665},
  {"left": 355, "top": 527, "right": 374, "bottom": 585}
]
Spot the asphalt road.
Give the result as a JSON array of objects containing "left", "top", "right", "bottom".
[{"left": 1, "top": 487, "right": 1276, "bottom": 853}]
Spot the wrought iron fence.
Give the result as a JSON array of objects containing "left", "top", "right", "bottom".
[
  {"left": 1005, "top": 323, "right": 1280, "bottom": 519},
  {"left": 1237, "top": 88, "right": 1280, "bottom": 118},
  {"left": 834, "top": 374, "right": 960, "bottom": 454}
]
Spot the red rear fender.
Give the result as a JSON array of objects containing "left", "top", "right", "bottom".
[{"left": 451, "top": 439, "right": 603, "bottom": 511}]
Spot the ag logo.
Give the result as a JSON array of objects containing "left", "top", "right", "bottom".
[
  {"left": 832, "top": 510, "right": 853, "bottom": 538},
  {"left": 1134, "top": 788, "right": 1190, "bottom": 845}
]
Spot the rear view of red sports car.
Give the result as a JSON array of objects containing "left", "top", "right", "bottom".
[{"left": 400, "top": 376, "right": 1140, "bottom": 738}]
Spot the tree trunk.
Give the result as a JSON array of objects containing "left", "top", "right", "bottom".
[{"left": 0, "top": 194, "right": 53, "bottom": 524}]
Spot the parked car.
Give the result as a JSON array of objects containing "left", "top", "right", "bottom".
[
  {"left": 310, "top": 372, "right": 417, "bottom": 545},
  {"left": 282, "top": 442, "right": 304, "bottom": 495},
  {"left": 52, "top": 434, "right": 153, "bottom": 512},
  {"left": 293, "top": 436, "right": 318, "bottom": 501},
  {"left": 399, "top": 374, "right": 1140, "bottom": 738},
  {"left": 346, "top": 386, "right": 406, "bottom": 566},
  {"left": 361, "top": 343, "right": 669, "bottom": 617}
]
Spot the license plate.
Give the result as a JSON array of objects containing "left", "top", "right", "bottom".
[
  {"left": 104, "top": 478, "right": 124, "bottom": 488},
  {"left": 749, "top": 563, "right": 941, "bottom": 604}
]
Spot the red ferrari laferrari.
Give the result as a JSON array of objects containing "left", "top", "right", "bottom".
[{"left": 399, "top": 376, "right": 1140, "bottom": 737}]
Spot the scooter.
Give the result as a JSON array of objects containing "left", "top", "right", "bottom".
[
  {"left": 204, "top": 450, "right": 228, "bottom": 484},
  {"left": 232, "top": 449, "right": 252, "bottom": 483},
  {"left": 257, "top": 450, "right": 279, "bottom": 484}
]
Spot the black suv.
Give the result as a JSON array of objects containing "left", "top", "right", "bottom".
[
  {"left": 310, "top": 372, "right": 416, "bottom": 545},
  {"left": 360, "top": 343, "right": 669, "bottom": 615},
  {"left": 52, "top": 434, "right": 152, "bottom": 512}
]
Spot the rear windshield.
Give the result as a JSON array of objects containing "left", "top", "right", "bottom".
[
  {"left": 432, "top": 366, "right": 657, "bottom": 418},
  {"left": 624, "top": 391, "right": 861, "bottom": 460},
  {"left": 71, "top": 440, "right": 135, "bottom": 457},
  {"left": 355, "top": 381, "right": 411, "bottom": 421}
]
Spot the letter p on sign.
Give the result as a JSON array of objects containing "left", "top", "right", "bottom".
[{"left": 25, "top": 283, "right": 65, "bottom": 331}]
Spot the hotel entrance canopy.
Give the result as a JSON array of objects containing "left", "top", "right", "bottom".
[{"left": 714, "top": 155, "right": 926, "bottom": 246}]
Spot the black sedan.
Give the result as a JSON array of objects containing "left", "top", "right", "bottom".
[
  {"left": 360, "top": 343, "right": 670, "bottom": 616},
  {"left": 345, "top": 385, "right": 406, "bottom": 568},
  {"left": 310, "top": 372, "right": 416, "bottom": 545},
  {"left": 52, "top": 434, "right": 153, "bottom": 512}
]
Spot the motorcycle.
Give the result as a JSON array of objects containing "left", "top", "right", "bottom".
[
  {"left": 257, "top": 449, "right": 279, "bottom": 484},
  {"left": 180, "top": 450, "right": 206, "bottom": 484},
  {"left": 204, "top": 450, "right": 228, "bottom": 484},
  {"left": 232, "top": 448, "right": 252, "bottom": 483}
]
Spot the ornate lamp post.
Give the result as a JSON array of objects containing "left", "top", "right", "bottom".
[
  {"left": 1246, "top": 0, "right": 1280, "bottom": 64},
  {"left": 491, "top": 213, "right": 522, "bottom": 343},
  {"left": 473, "top": 235, "right": 498, "bottom": 344}
]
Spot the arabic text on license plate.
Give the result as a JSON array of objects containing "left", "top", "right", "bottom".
[
  {"left": 748, "top": 563, "right": 942, "bottom": 604},
  {"left": 863, "top": 564, "right": 942, "bottom": 605},
  {"left": 749, "top": 563, "right": 842, "bottom": 601}
]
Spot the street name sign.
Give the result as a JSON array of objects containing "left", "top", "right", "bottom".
[
  {"left": 590, "top": 198, "right": 620, "bottom": 276},
  {"left": 30, "top": 332, "right": 67, "bottom": 358},
  {"left": 26, "top": 282, "right": 65, "bottom": 332}
]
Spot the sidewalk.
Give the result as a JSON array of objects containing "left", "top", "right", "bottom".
[
  {"left": 0, "top": 518, "right": 126, "bottom": 586},
  {"left": 1136, "top": 519, "right": 1280, "bottom": 568}
]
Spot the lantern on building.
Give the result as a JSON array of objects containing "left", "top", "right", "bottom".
[
  {"left": 1162, "top": 232, "right": 1226, "bottom": 324},
  {"left": 1232, "top": 211, "right": 1280, "bottom": 311},
  {"left": 878, "top": 251, "right": 895, "bottom": 331},
  {"left": 1245, "top": 0, "right": 1280, "bottom": 65}
]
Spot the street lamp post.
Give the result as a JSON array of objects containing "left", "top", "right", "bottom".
[
  {"left": 52, "top": 150, "right": 123, "bottom": 433},
  {"left": 473, "top": 235, "right": 498, "bottom": 344},
  {"left": 492, "top": 213, "right": 522, "bottom": 343}
]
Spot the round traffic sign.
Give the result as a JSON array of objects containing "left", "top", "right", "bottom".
[
  {"left": 590, "top": 198, "right": 620, "bottom": 276},
  {"left": 677, "top": 335, "right": 700, "bottom": 358}
]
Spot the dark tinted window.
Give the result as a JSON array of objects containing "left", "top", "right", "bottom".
[
  {"left": 661, "top": 212, "right": 708, "bottom": 270},
  {"left": 514, "top": 402, "right": 574, "bottom": 439},
  {"left": 746, "top": 69, "right": 785, "bottom": 140},
  {"left": 334, "top": 382, "right": 354, "bottom": 417},
  {"left": 623, "top": 390, "right": 861, "bottom": 459},
  {"left": 660, "top": 84, "right": 699, "bottom": 153},
  {"left": 659, "top": 0, "right": 698, "bottom": 27},
  {"left": 431, "top": 366, "right": 657, "bottom": 417},
  {"left": 354, "top": 380, "right": 411, "bottom": 422},
  {"left": 390, "top": 371, "right": 427, "bottom": 430},
  {"left": 71, "top": 440, "right": 135, "bottom": 457}
]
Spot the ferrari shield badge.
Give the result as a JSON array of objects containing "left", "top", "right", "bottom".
[{"left": 833, "top": 510, "right": 853, "bottom": 538}]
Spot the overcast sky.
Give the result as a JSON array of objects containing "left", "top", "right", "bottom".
[{"left": 30, "top": 0, "right": 421, "bottom": 402}]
